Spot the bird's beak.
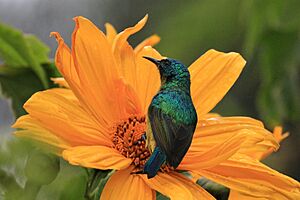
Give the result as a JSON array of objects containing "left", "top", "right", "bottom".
[{"left": 143, "top": 56, "right": 160, "bottom": 66}]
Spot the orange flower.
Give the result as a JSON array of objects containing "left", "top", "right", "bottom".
[
  {"left": 228, "top": 127, "right": 292, "bottom": 200},
  {"left": 13, "top": 15, "right": 300, "bottom": 199},
  {"left": 238, "top": 126, "right": 290, "bottom": 161}
]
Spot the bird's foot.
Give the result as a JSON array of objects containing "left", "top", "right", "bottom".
[
  {"left": 131, "top": 170, "right": 154, "bottom": 179},
  {"left": 133, "top": 133, "right": 147, "bottom": 145},
  {"left": 130, "top": 170, "right": 145, "bottom": 175},
  {"left": 141, "top": 133, "right": 147, "bottom": 141}
]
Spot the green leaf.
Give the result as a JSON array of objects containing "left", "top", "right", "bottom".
[
  {"left": 28, "top": 160, "right": 86, "bottom": 200},
  {"left": 0, "top": 68, "right": 45, "bottom": 117},
  {"left": 273, "top": 0, "right": 300, "bottom": 31},
  {"left": 241, "top": 0, "right": 269, "bottom": 58},
  {"left": 85, "top": 169, "right": 114, "bottom": 200},
  {"left": 0, "top": 168, "right": 23, "bottom": 200},
  {"left": 25, "top": 150, "right": 60, "bottom": 185},
  {"left": 0, "top": 168, "right": 22, "bottom": 192},
  {"left": 156, "top": 192, "right": 170, "bottom": 200},
  {"left": 197, "top": 177, "right": 229, "bottom": 200},
  {"left": 0, "top": 138, "right": 33, "bottom": 200},
  {"left": 0, "top": 63, "right": 59, "bottom": 117},
  {"left": 155, "top": 0, "right": 244, "bottom": 64},
  {"left": 25, "top": 34, "right": 50, "bottom": 64},
  {"left": 0, "top": 23, "right": 28, "bottom": 67},
  {"left": 58, "top": 174, "right": 86, "bottom": 200},
  {"left": 0, "top": 22, "right": 49, "bottom": 87},
  {"left": 44, "top": 62, "right": 61, "bottom": 78},
  {"left": 256, "top": 30, "right": 300, "bottom": 126}
]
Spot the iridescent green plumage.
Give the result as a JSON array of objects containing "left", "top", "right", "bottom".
[{"left": 142, "top": 57, "right": 197, "bottom": 178}]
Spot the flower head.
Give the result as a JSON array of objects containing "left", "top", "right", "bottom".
[{"left": 13, "top": 15, "right": 300, "bottom": 199}]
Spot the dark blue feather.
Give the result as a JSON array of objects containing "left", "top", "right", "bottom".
[{"left": 143, "top": 146, "right": 167, "bottom": 179}]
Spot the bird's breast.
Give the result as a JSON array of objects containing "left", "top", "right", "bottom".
[{"left": 146, "top": 116, "right": 156, "bottom": 152}]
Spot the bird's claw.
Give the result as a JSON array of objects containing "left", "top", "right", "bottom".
[
  {"left": 130, "top": 170, "right": 145, "bottom": 175},
  {"left": 141, "top": 133, "right": 147, "bottom": 141}
]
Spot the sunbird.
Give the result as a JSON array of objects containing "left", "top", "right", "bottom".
[{"left": 142, "top": 56, "right": 198, "bottom": 179}]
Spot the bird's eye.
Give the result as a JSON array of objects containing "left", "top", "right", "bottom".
[{"left": 161, "top": 59, "right": 170, "bottom": 66}]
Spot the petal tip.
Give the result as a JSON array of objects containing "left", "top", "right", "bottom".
[
  {"left": 73, "top": 16, "right": 90, "bottom": 26},
  {"left": 143, "top": 14, "right": 149, "bottom": 21},
  {"left": 234, "top": 52, "right": 247, "bottom": 65},
  {"left": 11, "top": 115, "right": 28, "bottom": 129},
  {"left": 152, "top": 34, "right": 160, "bottom": 40},
  {"left": 140, "top": 14, "right": 149, "bottom": 27},
  {"left": 206, "top": 49, "right": 247, "bottom": 64},
  {"left": 11, "top": 121, "right": 18, "bottom": 129},
  {"left": 105, "top": 22, "right": 114, "bottom": 29},
  {"left": 72, "top": 16, "right": 80, "bottom": 22},
  {"left": 72, "top": 16, "right": 84, "bottom": 32},
  {"left": 50, "top": 32, "right": 63, "bottom": 41}
]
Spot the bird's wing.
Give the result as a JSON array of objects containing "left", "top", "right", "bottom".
[{"left": 148, "top": 105, "right": 195, "bottom": 168}]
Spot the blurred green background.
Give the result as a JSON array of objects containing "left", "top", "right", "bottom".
[{"left": 0, "top": 0, "right": 299, "bottom": 199}]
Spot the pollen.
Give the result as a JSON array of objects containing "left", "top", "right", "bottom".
[{"left": 111, "top": 115, "right": 150, "bottom": 171}]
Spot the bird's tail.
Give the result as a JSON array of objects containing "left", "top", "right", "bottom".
[{"left": 143, "top": 147, "right": 166, "bottom": 179}]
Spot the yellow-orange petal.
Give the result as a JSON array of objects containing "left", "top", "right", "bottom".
[
  {"left": 101, "top": 167, "right": 154, "bottom": 200},
  {"left": 105, "top": 23, "right": 117, "bottom": 45},
  {"left": 113, "top": 79, "right": 142, "bottom": 116},
  {"left": 135, "top": 46, "right": 163, "bottom": 113},
  {"left": 134, "top": 34, "right": 160, "bottom": 53},
  {"left": 62, "top": 146, "right": 132, "bottom": 170},
  {"left": 113, "top": 15, "right": 148, "bottom": 63},
  {"left": 194, "top": 154, "right": 300, "bottom": 200},
  {"left": 254, "top": 126, "right": 289, "bottom": 160},
  {"left": 201, "top": 113, "right": 221, "bottom": 119},
  {"left": 273, "top": 126, "right": 289, "bottom": 143},
  {"left": 110, "top": 16, "right": 155, "bottom": 109},
  {"left": 189, "top": 49, "right": 246, "bottom": 116},
  {"left": 72, "top": 17, "right": 119, "bottom": 118},
  {"left": 71, "top": 16, "right": 141, "bottom": 123},
  {"left": 115, "top": 44, "right": 162, "bottom": 114},
  {"left": 179, "top": 130, "right": 249, "bottom": 170},
  {"left": 51, "top": 31, "right": 109, "bottom": 127},
  {"left": 51, "top": 77, "right": 69, "bottom": 88},
  {"left": 21, "top": 88, "right": 112, "bottom": 147},
  {"left": 51, "top": 31, "right": 89, "bottom": 103},
  {"left": 141, "top": 171, "right": 215, "bottom": 200},
  {"left": 190, "top": 116, "right": 278, "bottom": 157},
  {"left": 229, "top": 190, "right": 269, "bottom": 200},
  {"left": 116, "top": 40, "right": 137, "bottom": 91},
  {"left": 50, "top": 32, "right": 79, "bottom": 85},
  {"left": 13, "top": 115, "right": 70, "bottom": 153}
]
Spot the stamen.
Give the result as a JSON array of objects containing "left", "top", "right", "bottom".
[
  {"left": 112, "top": 115, "right": 150, "bottom": 171},
  {"left": 112, "top": 115, "right": 173, "bottom": 173}
]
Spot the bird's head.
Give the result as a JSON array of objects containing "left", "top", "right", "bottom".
[{"left": 143, "top": 57, "right": 189, "bottom": 81}]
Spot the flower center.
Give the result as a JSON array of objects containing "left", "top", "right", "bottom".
[{"left": 111, "top": 115, "right": 150, "bottom": 171}]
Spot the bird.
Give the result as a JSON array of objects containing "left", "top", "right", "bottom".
[{"left": 142, "top": 56, "right": 198, "bottom": 179}]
